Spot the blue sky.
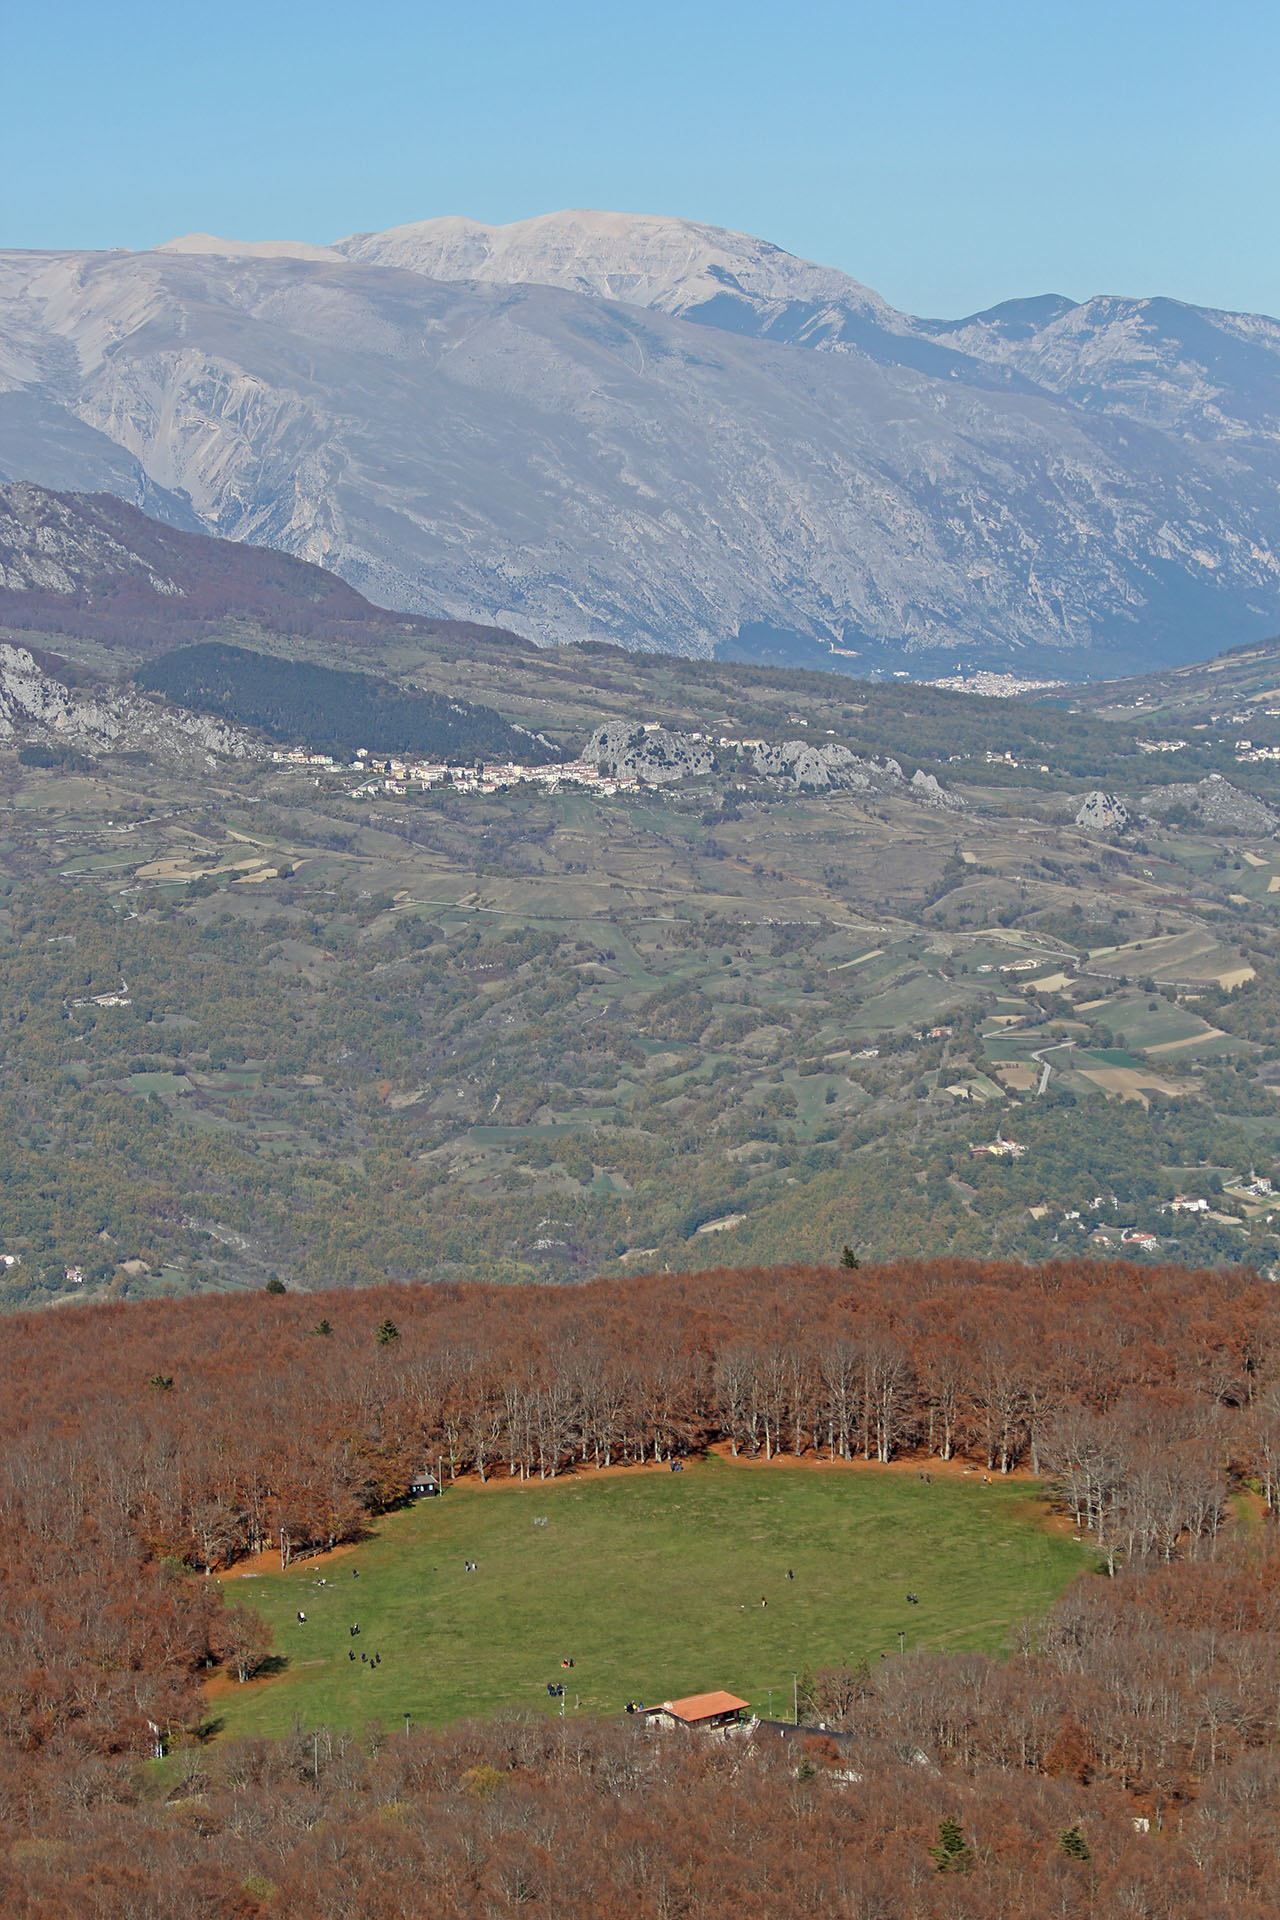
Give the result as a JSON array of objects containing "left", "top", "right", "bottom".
[{"left": 7, "top": 0, "right": 1278, "bottom": 318}]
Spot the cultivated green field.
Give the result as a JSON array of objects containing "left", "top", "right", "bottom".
[{"left": 209, "top": 1457, "right": 1087, "bottom": 1740}]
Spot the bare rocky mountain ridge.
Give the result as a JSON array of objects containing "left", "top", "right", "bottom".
[
  {"left": 0, "top": 481, "right": 533, "bottom": 656},
  {"left": 1, "top": 211, "right": 1278, "bottom": 671},
  {"left": 0, "top": 481, "right": 359, "bottom": 608},
  {"left": 0, "top": 642, "right": 257, "bottom": 762},
  {"left": 1074, "top": 778, "right": 1280, "bottom": 839}
]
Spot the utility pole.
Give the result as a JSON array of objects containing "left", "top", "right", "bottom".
[
  {"left": 793, "top": 1671, "right": 799, "bottom": 1726},
  {"left": 898, "top": 1630, "right": 905, "bottom": 1660}
]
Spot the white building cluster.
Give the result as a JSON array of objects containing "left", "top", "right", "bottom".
[
  {"left": 270, "top": 745, "right": 641, "bottom": 798},
  {"left": 929, "top": 671, "right": 1066, "bottom": 698}
]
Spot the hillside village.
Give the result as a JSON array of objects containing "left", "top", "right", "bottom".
[
  {"left": 273, "top": 720, "right": 964, "bottom": 809},
  {"left": 273, "top": 744, "right": 641, "bottom": 800}
]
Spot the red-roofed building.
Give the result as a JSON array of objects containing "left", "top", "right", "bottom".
[{"left": 644, "top": 1690, "right": 750, "bottom": 1732}]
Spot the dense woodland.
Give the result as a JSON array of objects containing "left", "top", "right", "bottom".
[
  {"left": 1, "top": 1257, "right": 1280, "bottom": 1913},
  {"left": 0, "top": 1257, "right": 1270, "bottom": 1728},
  {"left": 137, "top": 643, "right": 561, "bottom": 763},
  {"left": 3, "top": 1629, "right": 1279, "bottom": 1920}
]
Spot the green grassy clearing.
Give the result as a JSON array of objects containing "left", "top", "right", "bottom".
[
  {"left": 966, "top": 1072, "right": 1007, "bottom": 1099},
  {"left": 981, "top": 1038, "right": 1036, "bottom": 1065},
  {"left": 124, "top": 1072, "right": 189, "bottom": 1095},
  {"left": 209, "top": 1456, "right": 1086, "bottom": 1741},
  {"left": 851, "top": 976, "right": 954, "bottom": 1030},
  {"left": 784, "top": 1070, "right": 848, "bottom": 1124},
  {"left": 1109, "top": 1001, "right": 1214, "bottom": 1049}
]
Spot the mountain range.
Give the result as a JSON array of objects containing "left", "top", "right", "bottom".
[
  {"left": 2, "top": 210, "right": 1279, "bottom": 675},
  {"left": 0, "top": 479, "right": 524, "bottom": 656}
]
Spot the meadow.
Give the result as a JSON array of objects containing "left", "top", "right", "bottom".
[{"left": 209, "top": 1455, "right": 1087, "bottom": 1740}]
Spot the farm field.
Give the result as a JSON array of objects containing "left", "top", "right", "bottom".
[
  {"left": 209, "top": 1455, "right": 1086, "bottom": 1740},
  {"left": 7, "top": 602, "right": 1280, "bottom": 1304}
]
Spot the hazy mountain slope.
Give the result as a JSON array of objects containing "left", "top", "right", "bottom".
[
  {"left": 0, "top": 481, "right": 532, "bottom": 657},
  {"left": 0, "top": 220, "right": 1277, "bottom": 669},
  {"left": 0, "top": 390, "right": 200, "bottom": 525},
  {"left": 0, "top": 481, "right": 369, "bottom": 610},
  {"left": 1057, "top": 629, "right": 1280, "bottom": 722},
  {"left": 922, "top": 294, "right": 1280, "bottom": 442},
  {"left": 341, "top": 210, "right": 1280, "bottom": 437}
]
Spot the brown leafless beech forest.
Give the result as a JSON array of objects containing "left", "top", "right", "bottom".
[{"left": 5, "top": 1257, "right": 1280, "bottom": 1916}]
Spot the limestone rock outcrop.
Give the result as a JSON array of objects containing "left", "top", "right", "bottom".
[
  {"left": 585, "top": 723, "right": 717, "bottom": 785},
  {"left": 1141, "top": 776, "right": 1280, "bottom": 837},
  {"left": 586, "top": 722, "right": 961, "bottom": 806},
  {"left": 0, "top": 644, "right": 259, "bottom": 762},
  {"left": 1074, "top": 791, "right": 1130, "bottom": 834}
]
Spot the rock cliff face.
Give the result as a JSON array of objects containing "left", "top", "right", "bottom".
[
  {"left": 749, "top": 740, "right": 962, "bottom": 806},
  {"left": 1075, "top": 792, "right": 1131, "bottom": 835},
  {"left": 0, "top": 484, "right": 183, "bottom": 597},
  {"left": 586, "top": 722, "right": 962, "bottom": 805},
  {"left": 1140, "top": 777, "right": 1280, "bottom": 837},
  {"left": 1074, "top": 779, "right": 1280, "bottom": 838},
  {"left": 0, "top": 645, "right": 258, "bottom": 762},
  {"left": 585, "top": 724, "right": 718, "bottom": 784},
  {"left": 0, "top": 212, "right": 1278, "bottom": 671}
]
